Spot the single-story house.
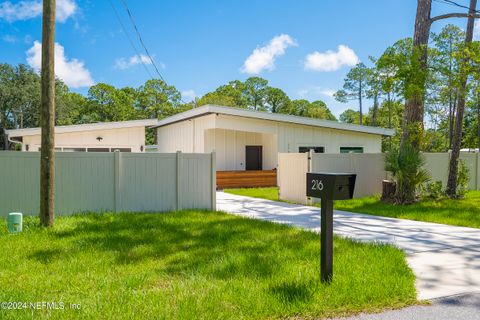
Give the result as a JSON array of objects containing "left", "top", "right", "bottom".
[
  {"left": 152, "top": 105, "right": 395, "bottom": 172},
  {"left": 5, "top": 119, "right": 157, "bottom": 152}
]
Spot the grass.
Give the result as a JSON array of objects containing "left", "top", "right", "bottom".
[
  {"left": 224, "top": 187, "right": 480, "bottom": 229},
  {"left": 0, "top": 211, "right": 416, "bottom": 319}
]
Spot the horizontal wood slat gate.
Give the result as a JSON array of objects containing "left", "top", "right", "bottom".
[{"left": 216, "top": 170, "right": 277, "bottom": 189}]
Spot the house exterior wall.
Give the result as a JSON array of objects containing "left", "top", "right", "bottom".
[
  {"left": 156, "top": 113, "right": 383, "bottom": 171},
  {"left": 203, "top": 128, "right": 277, "bottom": 171},
  {"left": 156, "top": 114, "right": 216, "bottom": 153},
  {"left": 214, "top": 114, "right": 382, "bottom": 154},
  {"left": 22, "top": 126, "right": 146, "bottom": 152}
]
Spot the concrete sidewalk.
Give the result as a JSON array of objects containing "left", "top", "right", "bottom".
[{"left": 216, "top": 191, "right": 480, "bottom": 300}]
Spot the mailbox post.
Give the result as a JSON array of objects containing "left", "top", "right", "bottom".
[{"left": 306, "top": 172, "right": 356, "bottom": 282}]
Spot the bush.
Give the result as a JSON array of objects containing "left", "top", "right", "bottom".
[
  {"left": 385, "top": 143, "right": 430, "bottom": 204},
  {"left": 457, "top": 160, "right": 470, "bottom": 198},
  {"left": 421, "top": 181, "right": 444, "bottom": 200}
]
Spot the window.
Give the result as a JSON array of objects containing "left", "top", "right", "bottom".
[
  {"left": 87, "top": 148, "right": 110, "bottom": 152},
  {"left": 299, "top": 146, "right": 325, "bottom": 153},
  {"left": 110, "top": 148, "right": 131, "bottom": 153},
  {"left": 62, "top": 148, "right": 87, "bottom": 152},
  {"left": 340, "top": 147, "right": 364, "bottom": 154}
]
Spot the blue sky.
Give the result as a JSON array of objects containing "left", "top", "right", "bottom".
[{"left": 0, "top": 0, "right": 476, "bottom": 117}]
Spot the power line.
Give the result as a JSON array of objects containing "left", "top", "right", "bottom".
[
  {"left": 108, "top": 0, "right": 154, "bottom": 79},
  {"left": 433, "top": 0, "right": 480, "bottom": 14},
  {"left": 118, "top": 0, "right": 166, "bottom": 83},
  {"left": 116, "top": 0, "right": 190, "bottom": 104}
]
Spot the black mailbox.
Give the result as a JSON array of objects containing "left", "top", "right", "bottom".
[
  {"left": 306, "top": 173, "right": 356, "bottom": 200},
  {"left": 306, "top": 172, "right": 357, "bottom": 283}
]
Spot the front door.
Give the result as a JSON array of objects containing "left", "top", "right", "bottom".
[{"left": 245, "top": 146, "right": 262, "bottom": 170}]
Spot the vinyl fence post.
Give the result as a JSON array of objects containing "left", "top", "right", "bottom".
[
  {"left": 114, "top": 150, "right": 121, "bottom": 212},
  {"left": 211, "top": 151, "right": 216, "bottom": 211},
  {"left": 176, "top": 151, "right": 182, "bottom": 211},
  {"left": 307, "top": 149, "right": 314, "bottom": 206}
]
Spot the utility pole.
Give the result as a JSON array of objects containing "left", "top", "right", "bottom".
[{"left": 40, "top": 0, "right": 56, "bottom": 227}]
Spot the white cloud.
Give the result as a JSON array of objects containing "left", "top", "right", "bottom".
[
  {"left": 26, "top": 41, "right": 94, "bottom": 88},
  {"left": 320, "top": 89, "right": 336, "bottom": 98},
  {"left": 297, "top": 86, "right": 336, "bottom": 99},
  {"left": 2, "top": 34, "right": 16, "bottom": 43},
  {"left": 0, "top": 0, "right": 77, "bottom": 23},
  {"left": 114, "top": 54, "right": 156, "bottom": 70},
  {"left": 304, "top": 45, "right": 359, "bottom": 72},
  {"left": 241, "top": 34, "right": 297, "bottom": 74},
  {"left": 181, "top": 90, "right": 197, "bottom": 101}
]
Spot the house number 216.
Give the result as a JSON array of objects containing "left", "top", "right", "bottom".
[{"left": 311, "top": 179, "right": 324, "bottom": 191}]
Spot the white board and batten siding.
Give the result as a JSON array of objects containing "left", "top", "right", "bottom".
[
  {"left": 0, "top": 151, "right": 216, "bottom": 217},
  {"left": 156, "top": 113, "right": 383, "bottom": 171}
]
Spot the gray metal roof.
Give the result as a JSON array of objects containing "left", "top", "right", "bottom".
[
  {"left": 152, "top": 104, "right": 395, "bottom": 136},
  {"left": 6, "top": 118, "right": 158, "bottom": 138}
]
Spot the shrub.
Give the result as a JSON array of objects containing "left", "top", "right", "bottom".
[
  {"left": 457, "top": 160, "right": 470, "bottom": 198},
  {"left": 385, "top": 143, "right": 430, "bottom": 204},
  {"left": 421, "top": 181, "right": 444, "bottom": 200}
]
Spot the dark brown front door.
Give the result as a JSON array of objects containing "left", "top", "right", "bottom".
[{"left": 246, "top": 146, "right": 262, "bottom": 170}]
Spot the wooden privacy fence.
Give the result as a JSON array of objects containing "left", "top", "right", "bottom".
[
  {"left": 0, "top": 151, "right": 216, "bottom": 217},
  {"left": 216, "top": 170, "right": 277, "bottom": 189},
  {"left": 278, "top": 152, "right": 480, "bottom": 204}
]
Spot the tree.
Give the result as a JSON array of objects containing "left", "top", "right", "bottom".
[
  {"left": 307, "top": 100, "right": 336, "bottom": 120},
  {"left": 86, "top": 83, "right": 137, "bottom": 122},
  {"left": 197, "top": 91, "right": 237, "bottom": 108},
  {"left": 137, "top": 79, "right": 182, "bottom": 119},
  {"left": 339, "top": 109, "right": 361, "bottom": 124},
  {"left": 243, "top": 77, "right": 268, "bottom": 110},
  {"left": 366, "top": 61, "right": 382, "bottom": 126},
  {"left": 197, "top": 80, "right": 247, "bottom": 108},
  {"left": 446, "top": 0, "right": 477, "bottom": 197},
  {"left": 264, "top": 87, "right": 290, "bottom": 113},
  {"left": 0, "top": 64, "right": 42, "bottom": 149},
  {"left": 430, "top": 25, "right": 464, "bottom": 149},
  {"left": 287, "top": 99, "right": 311, "bottom": 117},
  {"left": 39, "top": 0, "right": 56, "bottom": 227},
  {"left": 400, "top": 0, "right": 432, "bottom": 148},
  {"left": 334, "top": 62, "right": 369, "bottom": 125},
  {"left": 376, "top": 43, "right": 407, "bottom": 129},
  {"left": 401, "top": 0, "right": 480, "bottom": 148},
  {"left": 55, "top": 85, "right": 87, "bottom": 125}
]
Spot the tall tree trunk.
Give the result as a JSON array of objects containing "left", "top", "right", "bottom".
[
  {"left": 446, "top": 0, "right": 477, "bottom": 197},
  {"left": 0, "top": 112, "right": 5, "bottom": 150},
  {"left": 372, "top": 94, "right": 378, "bottom": 126},
  {"left": 448, "top": 40, "right": 454, "bottom": 149},
  {"left": 401, "top": 0, "right": 432, "bottom": 149},
  {"left": 387, "top": 92, "right": 392, "bottom": 128},
  {"left": 39, "top": 0, "right": 56, "bottom": 227},
  {"left": 359, "top": 79, "right": 363, "bottom": 125},
  {"left": 448, "top": 100, "right": 453, "bottom": 149}
]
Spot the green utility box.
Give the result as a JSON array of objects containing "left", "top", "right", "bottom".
[{"left": 7, "top": 212, "right": 23, "bottom": 234}]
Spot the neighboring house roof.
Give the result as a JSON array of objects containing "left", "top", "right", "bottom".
[
  {"left": 152, "top": 104, "right": 395, "bottom": 136},
  {"left": 6, "top": 119, "right": 158, "bottom": 138}
]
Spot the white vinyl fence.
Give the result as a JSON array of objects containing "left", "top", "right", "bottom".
[
  {"left": 278, "top": 152, "right": 480, "bottom": 204},
  {"left": 0, "top": 151, "right": 216, "bottom": 217}
]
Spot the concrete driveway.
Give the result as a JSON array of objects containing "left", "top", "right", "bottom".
[{"left": 216, "top": 191, "right": 480, "bottom": 300}]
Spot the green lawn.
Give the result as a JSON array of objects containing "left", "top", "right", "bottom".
[
  {"left": 0, "top": 211, "right": 416, "bottom": 319},
  {"left": 224, "top": 187, "right": 480, "bottom": 229}
]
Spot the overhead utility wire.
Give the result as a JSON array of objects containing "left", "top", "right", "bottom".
[
  {"left": 118, "top": 0, "right": 166, "bottom": 83},
  {"left": 117, "top": 0, "right": 189, "bottom": 104},
  {"left": 433, "top": 0, "right": 480, "bottom": 14},
  {"left": 108, "top": 0, "right": 154, "bottom": 79}
]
